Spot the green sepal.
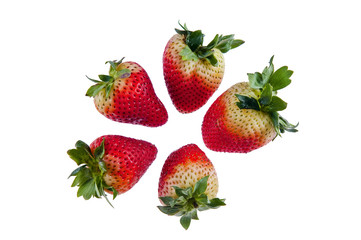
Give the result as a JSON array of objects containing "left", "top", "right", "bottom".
[
  {"left": 67, "top": 139, "right": 117, "bottom": 207},
  {"left": 235, "top": 94, "right": 260, "bottom": 111},
  {"left": 269, "top": 66, "right": 293, "bottom": 90},
  {"left": 180, "top": 213, "right": 192, "bottom": 230},
  {"left": 157, "top": 176, "right": 226, "bottom": 230},
  {"left": 180, "top": 45, "right": 199, "bottom": 62},
  {"left": 259, "top": 83, "right": 273, "bottom": 106},
  {"left": 263, "top": 96, "right": 287, "bottom": 113},
  {"left": 175, "top": 22, "right": 244, "bottom": 66},
  {"left": 85, "top": 58, "right": 131, "bottom": 98},
  {"left": 236, "top": 56, "right": 298, "bottom": 138}
]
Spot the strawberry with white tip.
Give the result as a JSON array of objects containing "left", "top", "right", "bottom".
[
  {"left": 86, "top": 58, "right": 168, "bottom": 127},
  {"left": 157, "top": 144, "right": 225, "bottom": 230},
  {"left": 202, "top": 56, "right": 298, "bottom": 153},
  {"left": 163, "top": 22, "right": 244, "bottom": 113}
]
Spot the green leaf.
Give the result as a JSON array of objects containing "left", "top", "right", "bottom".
[
  {"left": 157, "top": 206, "right": 182, "bottom": 216},
  {"left": 216, "top": 37, "right": 233, "bottom": 53},
  {"left": 75, "top": 140, "right": 91, "bottom": 153},
  {"left": 85, "top": 82, "right": 106, "bottom": 97},
  {"left": 71, "top": 167, "right": 92, "bottom": 187},
  {"left": 206, "top": 34, "right": 219, "bottom": 49},
  {"left": 279, "top": 115, "right": 299, "bottom": 133},
  {"left": 231, "top": 39, "right": 245, "bottom": 49},
  {"left": 105, "top": 60, "right": 118, "bottom": 72},
  {"left": 175, "top": 21, "right": 189, "bottom": 35},
  {"left": 67, "top": 149, "right": 87, "bottom": 165},
  {"left": 207, "top": 198, "right": 226, "bottom": 209},
  {"left": 180, "top": 45, "right": 199, "bottom": 62},
  {"left": 195, "top": 194, "right": 209, "bottom": 206},
  {"left": 269, "top": 111, "right": 281, "bottom": 136},
  {"left": 197, "top": 48, "right": 214, "bottom": 59},
  {"left": 248, "top": 72, "right": 266, "bottom": 89},
  {"left": 215, "top": 34, "right": 244, "bottom": 53},
  {"left": 85, "top": 75, "right": 100, "bottom": 83},
  {"left": 93, "top": 139, "right": 105, "bottom": 161},
  {"left": 77, "top": 178, "right": 96, "bottom": 200},
  {"left": 68, "top": 165, "right": 87, "bottom": 179},
  {"left": 269, "top": 66, "right": 293, "bottom": 90},
  {"left": 159, "top": 196, "right": 176, "bottom": 206},
  {"left": 235, "top": 94, "right": 260, "bottom": 111},
  {"left": 111, "top": 188, "right": 118, "bottom": 199},
  {"left": 193, "top": 176, "right": 209, "bottom": 196},
  {"left": 175, "top": 196, "right": 187, "bottom": 206},
  {"left": 262, "top": 56, "right": 274, "bottom": 83},
  {"left": 98, "top": 74, "right": 113, "bottom": 82},
  {"left": 180, "top": 213, "right": 192, "bottom": 230},
  {"left": 186, "top": 30, "right": 204, "bottom": 52},
  {"left": 98, "top": 161, "right": 107, "bottom": 173},
  {"left": 190, "top": 209, "right": 199, "bottom": 220},
  {"left": 205, "top": 54, "right": 218, "bottom": 67},
  {"left": 173, "top": 186, "right": 193, "bottom": 199},
  {"left": 259, "top": 83, "right": 273, "bottom": 106},
  {"left": 105, "top": 84, "right": 112, "bottom": 99},
  {"left": 264, "top": 96, "right": 287, "bottom": 112}
]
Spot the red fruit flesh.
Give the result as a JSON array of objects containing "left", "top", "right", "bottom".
[{"left": 90, "top": 135, "right": 157, "bottom": 194}]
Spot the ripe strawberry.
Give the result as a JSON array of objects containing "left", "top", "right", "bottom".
[
  {"left": 157, "top": 144, "right": 225, "bottom": 230},
  {"left": 86, "top": 58, "right": 168, "bottom": 127},
  {"left": 202, "top": 56, "right": 298, "bottom": 153},
  {"left": 163, "top": 23, "right": 244, "bottom": 113},
  {"left": 67, "top": 135, "right": 157, "bottom": 207}
]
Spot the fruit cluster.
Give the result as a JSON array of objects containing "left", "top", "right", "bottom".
[{"left": 67, "top": 22, "right": 298, "bottom": 230}]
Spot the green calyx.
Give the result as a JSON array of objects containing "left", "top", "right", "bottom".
[
  {"left": 157, "top": 176, "right": 226, "bottom": 230},
  {"left": 175, "top": 22, "right": 244, "bottom": 67},
  {"left": 85, "top": 58, "right": 131, "bottom": 98},
  {"left": 67, "top": 139, "right": 118, "bottom": 207},
  {"left": 235, "top": 56, "right": 298, "bottom": 137}
]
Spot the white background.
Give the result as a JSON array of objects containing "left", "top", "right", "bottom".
[{"left": 1, "top": 0, "right": 360, "bottom": 239}]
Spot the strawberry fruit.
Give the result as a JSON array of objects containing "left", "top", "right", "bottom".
[
  {"left": 86, "top": 58, "right": 168, "bottom": 127},
  {"left": 202, "top": 56, "right": 298, "bottom": 153},
  {"left": 67, "top": 135, "right": 157, "bottom": 207},
  {"left": 163, "top": 23, "right": 244, "bottom": 113},
  {"left": 157, "top": 144, "right": 225, "bottom": 230}
]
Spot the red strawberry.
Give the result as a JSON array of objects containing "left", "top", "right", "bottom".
[
  {"left": 157, "top": 144, "right": 225, "bottom": 230},
  {"left": 86, "top": 58, "right": 168, "bottom": 127},
  {"left": 67, "top": 135, "right": 157, "bottom": 207},
  {"left": 163, "top": 23, "right": 244, "bottom": 113},
  {"left": 202, "top": 56, "right": 298, "bottom": 153}
]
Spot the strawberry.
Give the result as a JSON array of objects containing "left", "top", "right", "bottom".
[
  {"left": 67, "top": 135, "right": 157, "bottom": 207},
  {"left": 157, "top": 144, "right": 225, "bottom": 230},
  {"left": 202, "top": 56, "right": 298, "bottom": 153},
  {"left": 86, "top": 58, "right": 168, "bottom": 127},
  {"left": 163, "top": 22, "right": 244, "bottom": 113}
]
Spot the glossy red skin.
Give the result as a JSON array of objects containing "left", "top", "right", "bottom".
[
  {"left": 90, "top": 135, "right": 157, "bottom": 195},
  {"left": 95, "top": 62, "right": 168, "bottom": 127}
]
